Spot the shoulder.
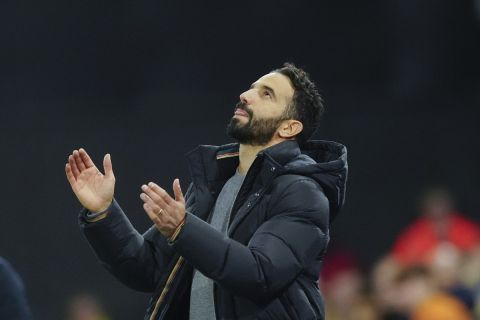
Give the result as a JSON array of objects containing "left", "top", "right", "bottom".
[
  {"left": 269, "top": 152, "right": 322, "bottom": 194},
  {"left": 271, "top": 174, "right": 323, "bottom": 197},
  {"left": 0, "top": 257, "right": 32, "bottom": 320},
  {"left": 0, "top": 257, "right": 24, "bottom": 294},
  {"left": 0, "top": 257, "right": 16, "bottom": 277},
  {"left": 267, "top": 174, "right": 329, "bottom": 228}
]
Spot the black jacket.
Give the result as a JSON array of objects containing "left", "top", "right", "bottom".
[
  {"left": 0, "top": 257, "right": 32, "bottom": 320},
  {"left": 80, "top": 140, "right": 348, "bottom": 320}
]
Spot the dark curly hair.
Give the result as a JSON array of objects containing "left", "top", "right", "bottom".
[{"left": 273, "top": 63, "right": 324, "bottom": 144}]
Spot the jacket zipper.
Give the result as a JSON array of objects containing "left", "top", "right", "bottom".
[{"left": 149, "top": 256, "right": 185, "bottom": 320}]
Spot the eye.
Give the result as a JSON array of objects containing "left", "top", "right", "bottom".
[{"left": 263, "top": 91, "right": 272, "bottom": 98}]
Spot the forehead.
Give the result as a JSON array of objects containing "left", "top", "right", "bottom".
[{"left": 254, "top": 72, "right": 295, "bottom": 102}]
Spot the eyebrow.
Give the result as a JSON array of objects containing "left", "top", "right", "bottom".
[{"left": 250, "top": 83, "right": 277, "bottom": 100}]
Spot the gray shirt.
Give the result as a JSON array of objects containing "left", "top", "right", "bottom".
[{"left": 189, "top": 170, "right": 245, "bottom": 320}]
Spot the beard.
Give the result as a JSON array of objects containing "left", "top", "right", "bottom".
[{"left": 226, "top": 101, "right": 286, "bottom": 146}]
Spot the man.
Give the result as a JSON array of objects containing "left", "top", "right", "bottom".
[
  {"left": 65, "top": 63, "right": 348, "bottom": 320},
  {"left": 392, "top": 187, "right": 479, "bottom": 266},
  {"left": 0, "top": 257, "right": 32, "bottom": 319}
]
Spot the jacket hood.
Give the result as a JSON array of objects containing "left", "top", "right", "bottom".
[{"left": 263, "top": 140, "right": 348, "bottom": 222}]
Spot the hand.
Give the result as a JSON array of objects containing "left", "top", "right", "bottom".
[
  {"left": 140, "top": 179, "right": 185, "bottom": 238},
  {"left": 65, "top": 148, "right": 116, "bottom": 213}
]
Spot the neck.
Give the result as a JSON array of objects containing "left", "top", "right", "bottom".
[{"left": 237, "top": 139, "right": 282, "bottom": 175}]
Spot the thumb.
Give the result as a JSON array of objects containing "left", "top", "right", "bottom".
[
  {"left": 173, "top": 178, "right": 184, "bottom": 203},
  {"left": 103, "top": 153, "right": 115, "bottom": 179}
]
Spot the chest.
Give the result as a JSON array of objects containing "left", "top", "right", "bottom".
[{"left": 190, "top": 183, "right": 276, "bottom": 245}]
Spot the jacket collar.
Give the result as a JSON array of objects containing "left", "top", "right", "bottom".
[
  {"left": 258, "top": 140, "right": 301, "bottom": 167},
  {"left": 184, "top": 140, "right": 302, "bottom": 194}
]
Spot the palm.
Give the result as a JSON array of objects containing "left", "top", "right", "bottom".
[
  {"left": 66, "top": 149, "right": 115, "bottom": 213},
  {"left": 73, "top": 167, "right": 114, "bottom": 212}
]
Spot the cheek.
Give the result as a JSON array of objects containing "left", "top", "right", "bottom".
[{"left": 253, "top": 103, "right": 285, "bottom": 119}]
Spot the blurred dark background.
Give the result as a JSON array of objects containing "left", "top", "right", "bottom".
[{"left": 0, "top": 0, "right": 479, "bottom": 319}]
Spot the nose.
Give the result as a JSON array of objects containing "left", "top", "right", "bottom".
[{"left": 239, "top": 89, "right": 253, "bottom": 105}]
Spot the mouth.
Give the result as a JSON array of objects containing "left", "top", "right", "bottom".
[{"left": 234, "top": 108, "right": 249, "bottom": 118}]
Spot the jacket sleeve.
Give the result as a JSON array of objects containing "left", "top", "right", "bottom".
[
  {"left": 80, "top": 183, "right": 196, "bottom": 292},
  {"left": 171, "top": 178, "right": 329, "bottom": 303},
  {"left": 79, "top": 200, "right": 175, "bottom": 292}
]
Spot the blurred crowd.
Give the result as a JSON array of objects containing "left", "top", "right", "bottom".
[
  {"left": 65, "top": 294, "right": 110, "bottom": 320},
  {"left": 321, "top": 187, "right": 480, "bottom": 320}
]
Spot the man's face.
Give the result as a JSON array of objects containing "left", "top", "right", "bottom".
[{"left": 227, "top": 72, "right": 295, "bottom": 146}]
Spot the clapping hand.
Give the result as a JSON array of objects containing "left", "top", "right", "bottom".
[
  {"left": 65, "top": 148, "right": 115, "bottom": 213},
  {"left": 140, "top": 179, "right": 185, "bottom": 238}
]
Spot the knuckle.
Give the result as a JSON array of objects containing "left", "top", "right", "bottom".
[{"left": 149, "top": 193, "right": 158, "bottom": 200}]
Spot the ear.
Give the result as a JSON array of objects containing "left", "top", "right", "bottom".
[{"left": 278, "top": 120, "right": 303, "bottom": 139}]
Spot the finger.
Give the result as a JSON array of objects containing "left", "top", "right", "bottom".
[
  {"left": 68, "top": 155, "right": 80, "bottom": 178},
  {"left": 65, "top": 163, "right": 77, "bottom": 186},
  {"left": 148, "top": 182, "right": 174, "bottom": 205},
  {"left": 140, "top": 192, "right": 157, "bottom": 208},
  {"left": 103, "top": 154, "right": 115, "bottom": 179},
  {"left": 79, "top": 148, "right": 95, "bottom": 168},
  {"left": 141, "top": 186, "right": 171, "bottom": 209},
  {"left": 143, "top": 202, "right": 169, "bottom": 227},
  {"left": 73, "top": 150, "right": 87, "bottom": 172},
  {"left": 173, "top": 178, "right": 184, "bottom": 203},
  {"left": 143, "top": 203, "right": 163, "bottom": 226}
]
